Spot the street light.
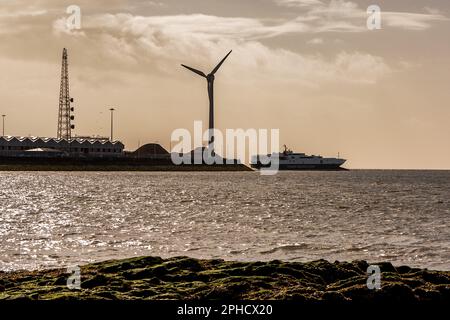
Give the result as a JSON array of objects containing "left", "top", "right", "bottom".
[
  {"left": 109, "top": 108, "right": 115, "bottom": 141},
  {"left": 2, "top": 115, "right": 5, "bottom": 137}
]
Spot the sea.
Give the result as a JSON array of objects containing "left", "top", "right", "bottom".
[{"left": 0, "top": 170, "right": 449, "bottom": 271}]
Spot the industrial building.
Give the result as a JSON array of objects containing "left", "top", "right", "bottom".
[
  {"left": 0, "top": 136, "right": 124, "bottom": 158},
  {"left": 0, "top": 49, "right": 126, "bottom": 159}
]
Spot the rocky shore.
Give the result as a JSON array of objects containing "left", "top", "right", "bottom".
[{"left": 0, "top": 256, "right": 448, "bottom": 302}]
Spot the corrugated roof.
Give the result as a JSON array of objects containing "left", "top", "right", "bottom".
[{"left": 0, "top": 136, "right": 124, "bottom": 146}]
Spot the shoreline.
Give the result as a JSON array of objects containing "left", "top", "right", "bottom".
[
  {"left": 0, "top": 157, "right": 253, "bottom": 172},
  {"left": 1, "top": 256, "right": 448, "bottom": 302},
  {"left": 0, "top": 164, "right": 253, "bottom": 172},
  {"left": 0, "top": 165, "right": 252, "bottom": 172}
]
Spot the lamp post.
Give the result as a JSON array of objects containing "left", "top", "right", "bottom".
[
  {"left": 2, "top": 115, "right": 5, "bottom": 137},
  {"left": 109, "top": 108, "right": 115, "bottom": 141}
]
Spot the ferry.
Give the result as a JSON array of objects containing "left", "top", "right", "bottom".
[{"left": 251, "top": 146, "right": 347, "bottom": 171}]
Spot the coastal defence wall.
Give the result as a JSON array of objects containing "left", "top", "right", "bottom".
[{"left": 0, "top": 156, "right": 251, "bottom": 171}]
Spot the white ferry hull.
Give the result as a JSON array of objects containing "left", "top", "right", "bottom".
[{"left": 251, "top": 152, "right": 347, "bottom": 171}]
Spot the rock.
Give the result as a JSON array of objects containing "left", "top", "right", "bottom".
[
  {"left": 1, "top": 256, "right": 448, "bottom": 302},
  {"left": 396, "top": 265, "right": 412, "bottom": 274},
  {"left": 82, "top": 274, "right": 110, "bottom": 289},
  {"left": 413, "top": 288, "right": 442, "bottom": 302},
  {"left": 321, "top": 291, "right": 348, "bottom": 303},
  {"left": 374, "top": 262, "right": 397, "bottom": 273},
  {"left": 376, "top": 283, "right": 417, "bottom": 303}
]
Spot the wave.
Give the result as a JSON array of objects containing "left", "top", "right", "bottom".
[{"left": 260, "top": 243, "right": 309, "bottom": 255}]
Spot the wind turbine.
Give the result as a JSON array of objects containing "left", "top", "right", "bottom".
[{"left": 181, "top": 50, "right": 232, "bottom": 151}]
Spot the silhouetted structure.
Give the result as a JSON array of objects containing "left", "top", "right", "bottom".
[
  {"left": 130, "top": 143, "right": 169, "bottom": 159},
  {"left": 57, "top": 48, "right": 75, "bottom": 140},
  {"left": 0, "top": 136, "right": 124, "bottom": 158},
  {"left": 181, "top": 50, "right": 232, "bottom": 151}
]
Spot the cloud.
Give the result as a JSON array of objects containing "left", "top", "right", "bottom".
[
  {"left": 276, "top": 0, "right": 448, "bottom": 32},
  {"left": 0, "top": 0, "right": 395, "bottom": 86},
  {"left": 382, "top": 12, "right": 448, "bottom": 31},
  {"left": 276, "top": 0, "right": 324, "bottom": 7},
  {"left": 8, "top": 1, "right": 442, "bottom": 87},
  {"left": 0, "top": 9, "right": 47, "bottom": 18},
  {"left": 49, "top": 13, "right": 392, "bottom": 86},
  {"left": 307, "top": 37, "right": 324, "bottom": 45},
  {"left": 424, "top": 7, "right": 441, "bottom": 15}
]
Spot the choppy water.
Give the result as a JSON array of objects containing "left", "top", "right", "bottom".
[{"left": 0, "top": 171, "right": 449, "bottom": 271}]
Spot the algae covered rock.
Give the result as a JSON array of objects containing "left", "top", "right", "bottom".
[{"left": 0, "top": 256, "right": 448, "bottom": 303}]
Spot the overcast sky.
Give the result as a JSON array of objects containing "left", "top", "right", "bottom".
[{"left": 0, "top": 0, "right": 449, "bottom": 168}]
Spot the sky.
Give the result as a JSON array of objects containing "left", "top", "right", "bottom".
[{"left": 0, "top": 0, "right": 449, "bottom": 169}]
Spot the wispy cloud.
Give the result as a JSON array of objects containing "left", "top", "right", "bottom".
[
  {"left": 382, "top": 12, "right": 448, "bottom": 30},
  {"left": 276, "top": 0, "right": 448, "bottom": 31},
  {"left": 307, "top": 37, "right": 324, "bottom": 45},
  {"left": 0, "top": 9, "right": 47, "bottom": 18},
  {"left": 275, "top": 0, "right": 324, "bottom": 7}
]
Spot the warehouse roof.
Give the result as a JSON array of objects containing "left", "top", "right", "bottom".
[{"left": 0, "top": 136, "right": 124, "bottom": 146}]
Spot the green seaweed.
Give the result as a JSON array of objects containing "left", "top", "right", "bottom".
[{"left": 0, "top": 256, "right": 448, "bottom": 302}]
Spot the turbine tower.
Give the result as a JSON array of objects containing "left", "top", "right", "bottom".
[
  {"left": 57, "top": 48, "right": 75, "bottom": 140},
  {"left": 182, "top": 50, "right": 232, "bottom": 150}
]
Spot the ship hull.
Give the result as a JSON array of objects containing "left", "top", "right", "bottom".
[
  {"left": 251, "top": 149, "right": 347, "bottom": 171},
  {"left": 251, "top": 162, "right": 347, "bottom": 171}
]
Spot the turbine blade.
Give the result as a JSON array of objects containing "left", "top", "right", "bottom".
[
  {"left": 181, "top": 64, "right": 206, "bottom": 78},
  {"left": 211, "top": 50, "right": 232, "bottom": 75}
]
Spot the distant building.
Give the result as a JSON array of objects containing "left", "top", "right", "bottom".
[{"left": 0, "top": 136, "right": 124, "bottom": 158}]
